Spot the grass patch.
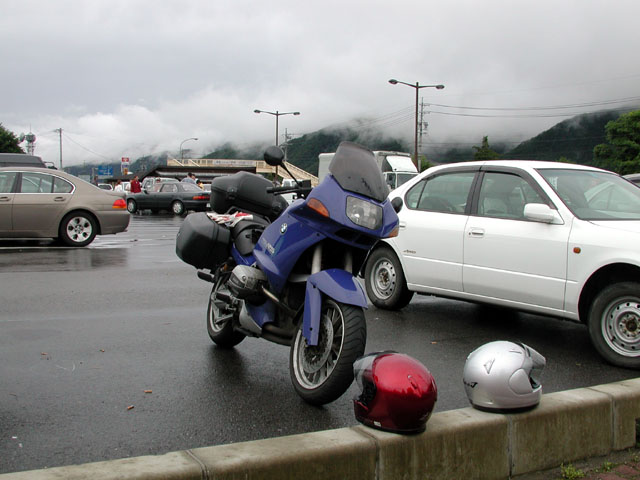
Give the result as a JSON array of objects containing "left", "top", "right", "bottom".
[
  {"left": 598, "top": 460, "right": 614, "bottom": 472},
  {"left": 560, "top": 463, "right": 585, "bottom": 480}
]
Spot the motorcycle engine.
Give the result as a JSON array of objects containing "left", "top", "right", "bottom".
[{"left": 228, "top": 265, "right": 267, "bottom": 302}]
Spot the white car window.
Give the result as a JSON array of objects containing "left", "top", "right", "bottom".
[
  {"left": 406, "top": 171, "right": 475, "bottom": 214},
  {"left": 477, "top": 172, "right": 545, "bottom": 219},
  {"left": 539, "top": 168, "right": 640, "bottom": 220}
]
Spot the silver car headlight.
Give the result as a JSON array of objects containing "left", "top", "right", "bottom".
[{"left": 346, "top": 195, "right": 382, "bottom": 230}]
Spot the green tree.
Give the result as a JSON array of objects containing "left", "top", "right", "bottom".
[
  {"left": 473, "top": 136, "right": 501, "bottom": 160},
  {"left": 593, "top": 110, "right": 640, "bottom": 174},
  {"left": 0, "top": 123, "right": 25, "bottom": 153},
  {"left": 557, "top": 156, "right": 576, "bottom": 164}
]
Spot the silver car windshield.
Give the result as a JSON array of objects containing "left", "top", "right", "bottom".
[{"left": 538, "top": 168, "right": 640, "bottom": 220}]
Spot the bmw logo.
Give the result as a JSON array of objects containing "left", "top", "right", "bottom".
[{"left": 280, "top": 223, "right": 288, "bottom": 234}]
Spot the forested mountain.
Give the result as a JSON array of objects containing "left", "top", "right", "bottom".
[
  {"left": 506, "top": 110, "right": 622, "bottom": 165},
  {"left": 202, "top": 127, "right": 407, "bottom": 175},
  {"left": 284, "top": 128, "right": 406, "bottom": 175}
]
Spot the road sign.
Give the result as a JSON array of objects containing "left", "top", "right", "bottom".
[{"left": 98, "top": 165, "right": 113, "bottom": 176}]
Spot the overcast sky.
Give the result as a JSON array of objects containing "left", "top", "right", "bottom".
[{"left": 2, "top": 0, "right": 639, "bottom": 167}]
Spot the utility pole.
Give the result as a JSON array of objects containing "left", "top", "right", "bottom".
[
  {"left": 282, "top": 128, "right": 295, "bottom": 159},
  {"left": 418, "top": 99, "right": 429, "bottom": 171},
  {"left": 54, "top": 128, "right": 63, "bottom": 169}
]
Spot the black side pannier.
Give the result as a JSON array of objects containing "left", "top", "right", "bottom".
[
  {"left": 210, "top": 171, "right": 288, "bottom": 221},
  {"left": 176, "top": 212, "right": 231, "bottom": 270}
]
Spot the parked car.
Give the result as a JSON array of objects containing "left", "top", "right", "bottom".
[
  {"left": 114, "top": 181, "right": 131, "bottom": 193},
  {"left": 280, "top": 178, "right": 303, "bottom": 204},
  {"left": 363, "top": 160, "right": 640, "bottom": 369},
  {"left": 141, "top": 177, "right": 178, "bottom": 191},
  {"left": 624, "top": 173, "right": 640, "bottom": 186},
  {"left": 0, "top": 167, "right": 130, "bottom": 246},
  {"left": 0, "top": 153, "right": 55, "bottom": 169},
  {"left": 126, "top": 181, "right": 209, "bottom": 214}
]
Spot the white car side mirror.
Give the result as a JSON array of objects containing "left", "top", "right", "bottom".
[{"left": 523, "top": 203, "right": 563, "bottom": 224}]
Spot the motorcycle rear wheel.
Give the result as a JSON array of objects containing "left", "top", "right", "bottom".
[
  {"left": 207, "top": 278, "right": 246, "bottom": 348},
  {"left": 289, "top": 299, "right": 366, "bottom": 405}
]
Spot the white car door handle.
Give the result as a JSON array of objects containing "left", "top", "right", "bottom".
[
  {"left": 468, "top": 228, "right": 485, "bottom": 238},
  {"left": 0, "top": 196, "right": 11, "bottom": 202},
  {"left": 399, "top": 221, "right": 407, "bottom": 229}
]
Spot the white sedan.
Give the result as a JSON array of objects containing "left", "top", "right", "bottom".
[{"left": 364, "top": 160, "right": 640, "bottom": 369}]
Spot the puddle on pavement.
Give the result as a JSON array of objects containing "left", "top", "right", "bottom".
[{"left": 0, "top": 246, "right": 130, "bottom": 272}]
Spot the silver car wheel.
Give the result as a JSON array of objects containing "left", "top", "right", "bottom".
[
  {"left": 65, "top": 216, "right": 93, "bottom": 244},
  {"left": 172, "top": 201, "right": 185, "bottom": 215},
  {"left": 601, "top": 297, "right": 640, "bottom": 357},
  {"left": 371, "top": 258, "right": 397, "bottom": 300}
]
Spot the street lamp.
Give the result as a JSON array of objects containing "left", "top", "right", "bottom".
[
  {"left": 180, "top": 137, "right": 198, "bottom": 160},
  {"left": 388, "top": 79, "right": 444, "bottom": 170},
  {"left": 253, "top": 109, "right": 300, "bottom": 146},
  {"left": 254, "top": 109, "right": 300, "bottom": 182}
]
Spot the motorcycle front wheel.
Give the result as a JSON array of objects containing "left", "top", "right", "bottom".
[
  {"left": 289, "top": 299, "right": 366, "bottom": 405},
  {"left": 207, "top": 277, "right": 246, "bottom": 348}
]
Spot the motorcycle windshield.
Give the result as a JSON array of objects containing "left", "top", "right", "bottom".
[{"left": 328, "top": 142, "right": 389, "bottom": 203}]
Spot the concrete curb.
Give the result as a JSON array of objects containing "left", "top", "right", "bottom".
[{"left": 2, "top": 378, "right": 639, "bottom": 479}]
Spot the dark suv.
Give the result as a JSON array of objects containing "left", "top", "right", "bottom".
[{"left": 0, "top": 153, "right": 55, "bottom": 168}]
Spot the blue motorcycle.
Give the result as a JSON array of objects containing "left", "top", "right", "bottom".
[{"left": 176, "top": 141, "right": 401, "bottom": 405}]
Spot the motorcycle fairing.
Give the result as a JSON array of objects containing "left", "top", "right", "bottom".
[
  {"left": 253, "top": 213, "right": 324, "bottom": 293},
  {"left": 253, "top": 177, "right": 398, "bottom": 294},
  {"left": 302, "top": 268, "right": 367, "bottom": 346},
  {"left": 232, "top": 243, "right": 255, "bottom": 266}
]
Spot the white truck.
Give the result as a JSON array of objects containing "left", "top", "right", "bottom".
[{"left": 318, "top": 150, "right": 418, "bottom": 191}]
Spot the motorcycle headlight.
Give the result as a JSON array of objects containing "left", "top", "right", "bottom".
[{"left": 346, "top": 195, "right": 382, "bottom": 230}]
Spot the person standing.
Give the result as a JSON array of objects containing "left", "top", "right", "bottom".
[
  {"left": 181, "top": 172, "right": 197, "bottom": 185},
  {"left": 130, "top": 175, "right": 142, "bottom": 193},
  {"left": 114, "top": 180, "right": 124, "bottom": 192}
]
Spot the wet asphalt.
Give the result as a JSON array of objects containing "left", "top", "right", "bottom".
[{"left": 0, "top": 214, "right": 637, "bottom": 474}]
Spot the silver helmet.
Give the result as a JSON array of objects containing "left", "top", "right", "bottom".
[{"left": 463, "top": 341, "right": 545, "bottom": 411}]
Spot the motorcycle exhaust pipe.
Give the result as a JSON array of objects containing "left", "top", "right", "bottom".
[
  {"left": 261, "top": 330, "right": 292, "bottom": 346},
  {"left": 261, "top": 286, "right": 298, "bottom": 318}
]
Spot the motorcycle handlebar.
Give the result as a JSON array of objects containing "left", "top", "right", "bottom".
[
  {"left": 266, "top": 185, "right": 313, "bottom": 197},
  {"left": 266, "top": 185, "right": 296, "bottom": 194}
]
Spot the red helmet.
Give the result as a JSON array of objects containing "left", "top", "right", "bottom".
[{"left": 353, "top": 351, "right": 437, "bottom": 434}]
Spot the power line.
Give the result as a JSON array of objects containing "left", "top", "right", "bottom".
[
  {"left": 62, "top": 132, "right": 112, "bottom": 161},
  {"left": 428, "top": 96, "right": 640, "bottom": 112},
  {"left": 426, "top": 104, "right": 638, "bottom": 119}
]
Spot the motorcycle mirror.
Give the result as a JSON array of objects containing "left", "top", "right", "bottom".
[
  {"left": 264, "top": 146, "right": 285, "bottom": 166},
  {"left": 391, "top": 197, "right": 403, "bottom": 213}
]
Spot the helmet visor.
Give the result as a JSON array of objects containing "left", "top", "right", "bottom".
[{"left": 521, "top": 343, "right": 546, "bottom": 388}]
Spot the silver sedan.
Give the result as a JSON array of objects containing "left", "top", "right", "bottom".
[{"left": 0, "top": 167, "right": 130, "bottom": 246}]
